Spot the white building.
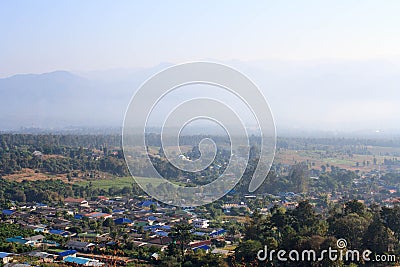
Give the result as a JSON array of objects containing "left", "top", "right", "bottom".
[{"left": 192, "top": 219, "right": 210, "bottom": 229}]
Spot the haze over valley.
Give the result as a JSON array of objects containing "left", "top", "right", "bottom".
[{"left": 1, "top": 59, "right": 400, "bottom": 137}]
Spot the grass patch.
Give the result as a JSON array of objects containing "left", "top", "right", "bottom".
[
  {"left": 78, "top": 176, "right": 165, "bottom": 190},
  {"left": 48, "top": 248, "right": 65, "bottom": 253}
]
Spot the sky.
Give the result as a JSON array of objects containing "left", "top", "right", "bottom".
[
  {"left": 1, "top": 1, "right": 400, "bottom": 133},
  {"left": 1, "top": 1, "right": 400, "bottom": 77}
]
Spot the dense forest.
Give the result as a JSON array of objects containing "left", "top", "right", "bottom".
[{"left": 233, "top": 200, "right": 400, "bottom": 266}]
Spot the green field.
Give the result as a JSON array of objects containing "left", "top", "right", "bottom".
[{"left": 78, "top": 176, "right": 165, "bottom": 190}]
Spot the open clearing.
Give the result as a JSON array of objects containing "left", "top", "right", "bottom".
[
  {"left": 78, "top": 176, "right": 166, "bottom": 190},
  {"left": 2, "top": 168, "right": 69, "bottom": 183}
]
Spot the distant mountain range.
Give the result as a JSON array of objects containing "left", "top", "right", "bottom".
[{"left": 1, "top": 59, "right": 400, "bottom": 136}]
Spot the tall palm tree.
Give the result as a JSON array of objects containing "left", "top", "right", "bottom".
[
  {"left": 169, "top": 222, "right": 193, "bottom": 261},
  {"left": 228, "top": 225, "right": 238, "bottom": 240}
]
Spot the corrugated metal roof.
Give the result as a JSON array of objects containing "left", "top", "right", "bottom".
[
  {"left": 0, "top": 252, "right": 12, "bottom": 258},
  {"left": 193, "top": 245, "right": 211, "bottom": 251},
  {"left": 58, "top": 250, "right": 77, "bottom": 257},
  {"left": 2, "top": 210, "right": 14, "bottom": 216},
  {"left": 64, "top": 256, "right": 90, "bottom": 265}
]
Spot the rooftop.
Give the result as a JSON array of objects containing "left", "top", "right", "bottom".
[{"left": 0, "top": 252, "right": 12, "bottom": 258}]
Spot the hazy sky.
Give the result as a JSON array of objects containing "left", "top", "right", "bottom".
[{"left": 1, "top": 1, "right": 400, "bottom": 77}]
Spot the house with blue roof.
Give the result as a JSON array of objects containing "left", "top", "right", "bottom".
[
  {"left": 0, "top": 252, "right": 13, "bottom": 264},
  {"left": 49, "top": 229, "right": 71, "bottom": 237},
  {"left": 143, "top": 225, "right": 156, "bottom": 231},
  {"left": 2, "top": 210, "right": 15, "bottom": 216},
  {"left": 193, "top": 231, "right": 207, "bottom": 237},
  {"left": 74, "top": 214, "right": 83, "bottom": 220},
  {"left": 42, "top": 239, "right": 60, "bottom": 247},
  {"left": 105, "top": 241, "right": 117, "bottom": 247},
  {"left": 147, "top": 215, "right": 158, "bottom": 221},
  {"left": 6, "top": 236, "right": 35, "bottom": 246},
  {"left": 193, "top": 244, "right": 211, "bottom": 252},
  {"left": 154, "top": 230, "right": 169, "bottom": 237},
  {"left": 137, "top": 200, "right": 158, "bottom": 209},
  {"left": 112, "top": 209, "right": 125, "bottom": 214},
  {"left": 160, "top": 225, "right": 171, "bottom": 231},
  {"left": 4, "top": 263, "right": 32, "bottom": 267},
  {"left": 58, "top": 250, "right": 77, "bottom": 259},
  {"left": 209, "top": 229, "right": 226, "bottom": 237},
  {"left": 190, "top": 240, "right": 212, "bottom": 252},
  {"left": 114, "top": 218, "right": 133, "bottom": 225},
  {"left": 64, "top": 256, "right": 103, "bottom": 266}
]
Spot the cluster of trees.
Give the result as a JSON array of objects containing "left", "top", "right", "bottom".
[
  {"left": 0, "top": 179, "right": 69, "bottom": 203},
  {"left": 234, "top": 200, "right": 400, "bottom": 266},
  {"left": 148, "top": 145, "right": 229, "bottom": 186},
  {"left": 232, "top": 162, "right": 313, "bottom": 195},
  {"left": 0, "top": 178, "right": 145, "bottom": 206},
  {"left": 0, "top": 134, "right": 232, "bottom": 182},
  {"left": 0, "top": 134, "right": 129, "bottom": 176},
  {"left": 383, "top": 158, "right": 400, "bottom": 166},
  {"left": 314, "top": 167, "right": 357, "bottom": 193},
  {"left": 277, "top": 137, "right": 400, "bottom": 150},
  {"left": 0, "top": 146, "right": 129, "bottom": 177},
  {"left": 156, "top": 223, "right": 227, "bottom": 267},
  {"left": 0, "top": 223, "right": 34, "bottom": 253},
  {"left": 0, "top": 134, "right": 121, "bottom": 149},
  {"left": 0, "top": 142, "right": 40, "bottom": 174}
]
